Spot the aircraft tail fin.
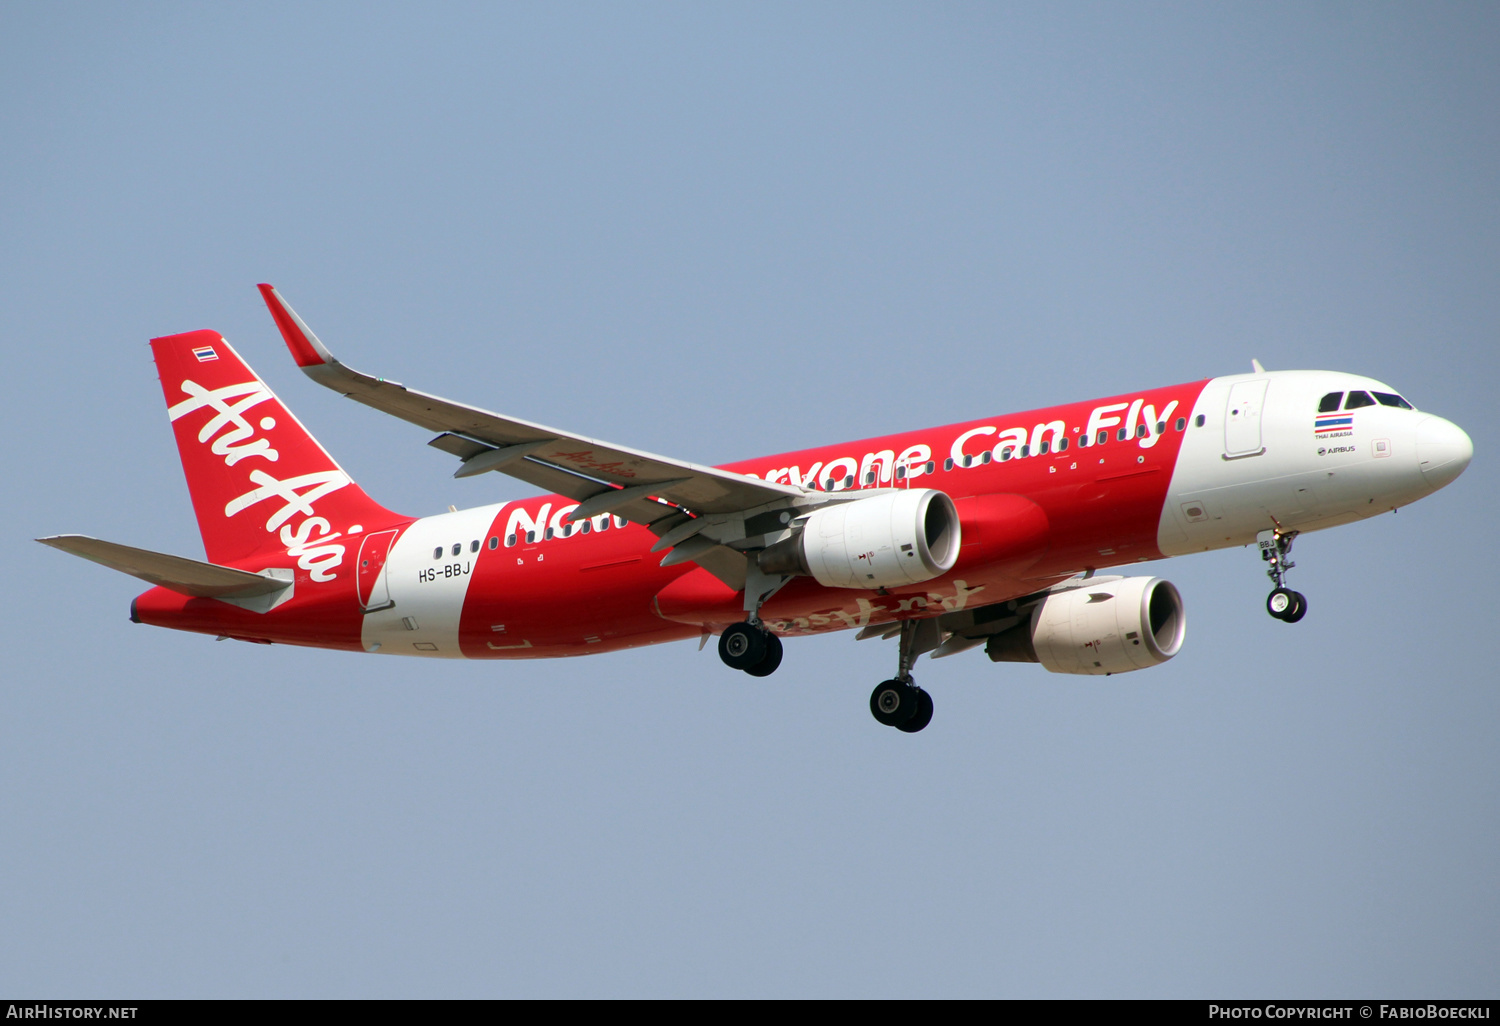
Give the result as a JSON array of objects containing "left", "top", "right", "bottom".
[{"left": 149, "top": 329, "right": 400, "bottom": 572}]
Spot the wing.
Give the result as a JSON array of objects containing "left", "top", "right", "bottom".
[{"left": 258, "top": 285, "right": 811, "bottom": 588}]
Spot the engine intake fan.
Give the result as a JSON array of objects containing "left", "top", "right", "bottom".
[
  {"left": 758, "top": 489, "right": 960, "bottom": 590},
  {"left": 986, "top": 576, "right": 1185, "bottom": 675}
]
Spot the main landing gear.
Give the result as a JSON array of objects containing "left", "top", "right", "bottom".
[
  {"left": 869, "top": 620, "right": 935, "bottom": 733},
  {"left": 870, "top": 679, "right": 933, "bottom": 733},
  {"left": 718, "top": 621, "right": 783, "bottom": 677},
  {"left": 717, "top": 562, "right": 791, "bottom": 677},
  {"left": 1258, "top": 527, "right": 1307, "bottom": 623},
  {"left": 714, "top": 560, "right": 935, "bottom": 732}
]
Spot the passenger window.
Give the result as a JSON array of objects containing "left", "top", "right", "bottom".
[
  {"left": 1344, "top": 391, "right": 1375, "bottom": 410},
  {"left": 1019, "top": 444, "right": 1030, "bottom": 457},
  {"left": 1318, "top": 392, "right": 1343, "bottom": 413},
  {"left": 433, "top": 547, "right": 442, "bottom": 560},
  {"left": 526, "top": 530, "right": 536, "bottom": 543},
  {"left": 1038, "top": 440, "right": 1050, "bottom": 455},
  {"left": 1057, "top": 437, "right": 1068, "bottom": 452},
  {"left": 1373, "top": 391, "right": 1414, "bottom": 409},
  {"left": 470, "top": 540, "right": 479, "bottom": 553},
  {"left": 488, "top": 537, "right": 499, "bottom": 549},
  {"left": 998, "top": 446, "right": 1013, "bottom": 461},
  {"left": 1175, "top": 417, "right": 1186, "bottom": 431},
  {"left": 1155, "top": 421, "right": 1166, "bottom": 434},
  {"left": 1195, "top": 414, "right": 1206, "bottom": 427},
  {"left": 451, "top": 543, "right": 462, "bottom": 556},
  {"left": 1136, "top": 424, "right": 1148, "bottom": 438},
  {"left": 1097, "top": 430, "right": 1109, "bottom": 445},
  {"left": 944, "top": 458, "right": 954, "bottom": 471},
  {"left": 580, "top": 521, "right": 591, "bottom": 534}
]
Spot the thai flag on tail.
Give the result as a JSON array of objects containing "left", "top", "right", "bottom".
[
  {"left": 191, "top": 345, "right": 219, "bottom": 362},
  {"left": 1315, "top": 414, "right": 1352, "bottom": 434}
]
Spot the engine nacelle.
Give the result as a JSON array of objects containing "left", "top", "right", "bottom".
[
  {"left": 986, "top": 576, "right": 1185, "bottom": 675},
  {"left": 759, "top": 489, "right": 961, "bottom": 590}
]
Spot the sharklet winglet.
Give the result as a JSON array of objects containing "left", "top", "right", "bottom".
[{"left": 258, "top": 284, "right": 334, "bottom": 368}]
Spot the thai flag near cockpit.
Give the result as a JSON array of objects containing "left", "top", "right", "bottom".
[{"left": 1315, "top": 414, "right": 1353, "bottom": 434}]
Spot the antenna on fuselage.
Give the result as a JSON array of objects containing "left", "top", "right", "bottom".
[{"left": 1251, "top": 359, "right": 1266, "bottom": 373}]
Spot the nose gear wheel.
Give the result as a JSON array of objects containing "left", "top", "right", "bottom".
[
  {"left": 1258, "top": 527, "right": 1308, "bottom": 623},
  {"left": 1267, "top": 587, "right": 1307, "bottom": 622}
]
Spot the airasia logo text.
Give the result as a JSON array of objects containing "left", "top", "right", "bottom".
[{"left": 168, "top": 378, "right": 350, "bottom": 581}]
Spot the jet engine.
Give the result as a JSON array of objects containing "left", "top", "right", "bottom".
[
  {"left": 986, "top": 576, "right": 1185, "bottom": 675},
  {"left": 758, "top": 489, "right": 960, "bottom": 590}
]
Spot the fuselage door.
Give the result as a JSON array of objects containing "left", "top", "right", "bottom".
[
  {"left": 1224, "top": 379, "right": 1269, "bottom": 458},
  {"left": 356, "top": 529, "right": 399, "bottom": 612}
]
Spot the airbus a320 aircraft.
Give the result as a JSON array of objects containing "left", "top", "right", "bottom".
[{"left": 40, "top": 286, "right": 1473, "bottom": 733}]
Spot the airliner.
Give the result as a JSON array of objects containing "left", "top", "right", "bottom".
[{"left": 39, "top": 286, "right": 1473, "bottom": 733}]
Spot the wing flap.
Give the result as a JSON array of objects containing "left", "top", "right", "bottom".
[{"left": 428, "top": 433, "right": 490, "bottom": 460}]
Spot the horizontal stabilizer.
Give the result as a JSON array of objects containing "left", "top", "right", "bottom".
[{"left": 36, "top": 535, "right": 291, "bottom": 599}]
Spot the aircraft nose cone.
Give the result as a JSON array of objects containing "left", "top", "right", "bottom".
[{"left": 1415, "top": 415, "right": 1473, "bottom": 491}]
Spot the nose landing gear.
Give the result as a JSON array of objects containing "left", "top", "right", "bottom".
[{"left": 1259, "top": 527, "right": 1307, "bottom": 623}]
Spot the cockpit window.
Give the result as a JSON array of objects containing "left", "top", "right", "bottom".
[
  {"left": 1318, "top": 392, "right": 1343, "bottom": 413},
  {"left": 1373, "top": 391, "right": 1414, "bottom": 410},
  {"left": 1344, "top": 391, "right": 1375, "bottom": 410}
]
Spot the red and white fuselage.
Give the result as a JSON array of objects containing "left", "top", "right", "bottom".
[{"left": 123, "top": 325, "right": 1471, "bottom": 662}]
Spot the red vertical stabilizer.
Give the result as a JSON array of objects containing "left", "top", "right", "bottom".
[{"left": 150, "top": 330, "right": 402, "bottom": 574}]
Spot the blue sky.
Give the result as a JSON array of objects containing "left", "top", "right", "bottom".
[{"left": 2, "top": 2, "right": 1496, "bottom": 997}]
